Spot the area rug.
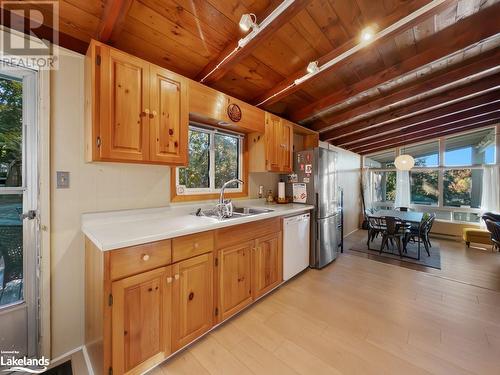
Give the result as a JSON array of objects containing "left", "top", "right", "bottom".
[{"left": 346, "top": 233, "right": 441, "bottom": 270}]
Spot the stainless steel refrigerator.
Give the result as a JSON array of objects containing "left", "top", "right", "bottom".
[{"left": 289, "top": 147, "right": 340, "bottom": 269}]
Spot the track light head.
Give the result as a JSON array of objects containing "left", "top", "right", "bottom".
[
  {"left": 239, "top": 13, "right": 257, "bottom": 32},
  {"left": 360, "top": 26, "right": 375, "bottom": 42},
  {"left": 306, "top": 61, "right": 319, "bottom": 74}
]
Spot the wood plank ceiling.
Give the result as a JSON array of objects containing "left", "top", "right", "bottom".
[{"left": 2, "top": 0, "right": 499, "bottom": 154}]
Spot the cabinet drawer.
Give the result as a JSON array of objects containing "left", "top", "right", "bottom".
[
  {"left": 215, "top": 218, "right": 281, "bottom": 249},
  {"left": 110, "top": 240, "right": 172, "bottom": 280},
  {"left": 172, "top": 231, "right": 214, "bottom": 262}
]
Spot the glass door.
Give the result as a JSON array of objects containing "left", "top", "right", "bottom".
[{"left": 0, "top": 66, "right": 39, "bottom": 360}]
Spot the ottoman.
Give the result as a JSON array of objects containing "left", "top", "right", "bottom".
[{"left": 463, "top": 228, "right": 492, "bottom": 247}]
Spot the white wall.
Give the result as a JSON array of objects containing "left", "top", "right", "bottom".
[{"left": 329, "top": 145, "right": 362, "bottom": 236}]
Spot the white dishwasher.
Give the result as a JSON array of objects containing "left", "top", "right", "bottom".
[{"left": 283, "top": 213, "right": 310, "bottom": 280}]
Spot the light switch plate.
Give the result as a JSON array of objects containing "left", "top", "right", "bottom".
[{"left": 56, "top": 171, "right": 70, "bottom": 189}]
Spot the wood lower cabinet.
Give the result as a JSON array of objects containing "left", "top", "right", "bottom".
[
  {"left": 217, "top": 241, "right": 253, "bottom": 322},
  {"left": 111, "top": 267, "right": 172, "bottom": 374},
  {"left": 172, "top": 253, "right": 214, "bottom": 350},
  {"left": 85, "top": 218, "right": 286, "bottom": 375},
  {"left": 253, "top": 232, "right": 283, "bottom": 298}
]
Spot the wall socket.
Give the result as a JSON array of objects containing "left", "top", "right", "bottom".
[{"left": 56, "top": 171, "right": 70, "bottom": 189}]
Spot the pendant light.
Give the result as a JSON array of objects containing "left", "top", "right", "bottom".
[{"left": 395, "top": 153, "right": 415, "bottom": 170}]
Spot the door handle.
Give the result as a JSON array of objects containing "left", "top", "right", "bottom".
[{"left": 20, "top": 210, "right": 36, "bottom": 220}]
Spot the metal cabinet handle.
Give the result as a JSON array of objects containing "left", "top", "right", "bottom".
[
  {"left": 174, "top": 274, "right": 180, "bottom": 280},
  {"left": 142, "top": 254, "right": 150, "bottom": 261},
  {"left": 166, "top": 276, "right": 173, "bottom": 284},
  {"left": 193, "top": 242, "right": 199, "bottom": 249}
]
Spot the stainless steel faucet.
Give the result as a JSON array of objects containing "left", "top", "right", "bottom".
[{"left": 217, "top": 178, "right": 244, "bottom": 219}]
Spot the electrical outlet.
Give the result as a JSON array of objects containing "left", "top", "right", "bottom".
[{"left": 56, "top": 171, "right": 70, "bottom": 189}]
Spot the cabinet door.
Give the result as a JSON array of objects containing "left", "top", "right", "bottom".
[
  {"left": 253, "top": 232, "right": 283, "bottom": 299},
  {"left": 149, "top": 66, "right": 188, "bottom": 165},
  {"left": 100, "top": 47, "right": 150, "bottom": 161},
  {"left": 111, "top": 267, "right": 171, "bottom": 375},
  {"left": 265, "top": 113, "right": 281, "bottom": 172},
  {"left": 172, "top": 253, "right": 213, "bottom": 350},
  {"left": 280, "top": 120, "right": 293, "bottom": 172},
  {"left": 217, "top": 241, "right": 253, "bottom": 322}
]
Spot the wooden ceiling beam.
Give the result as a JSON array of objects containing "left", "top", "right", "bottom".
[
  {"left": 333, "top": 97, "right": 500, "bottom": 146},
  {"left": 347, "top": 111, "right": 500, "bottom": 153},
  {"left": 303, "top": 49, "right": 500, "bottom": 130},
  {"left": 288, "top": 2, "right": 500, "bottom": 122},
  {"left": 252, "top": 0, "right": 458, "bottom": 107},
  {"left": 98, "top": 0, "right": 133, "bottom": 44},
  {"left": 195, "top": 0, "right": 309, "bottom": 84},
  {"left": 351, "top": 118, "right": 500, "bottom": 155},
  {"left": 322, "top": 75, "right": 500, "bottom": 142}
]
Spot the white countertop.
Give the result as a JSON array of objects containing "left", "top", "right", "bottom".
[{"left": 82, "top": 199, "right": 314, "bottom": 251}]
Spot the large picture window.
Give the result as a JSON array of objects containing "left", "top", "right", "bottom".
[
  {"left": 366, "top": 127, "right": 497, "bottom": 224},
  {"left": 410, "top": 171, "right": 439, "bottom": 206},
  {"left": 177, "top": 126, "right": 243, "bottom": 195}
]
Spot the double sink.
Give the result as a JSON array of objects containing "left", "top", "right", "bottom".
[{"left": 195, "top": 206, "right": 274, "bottom": 220}]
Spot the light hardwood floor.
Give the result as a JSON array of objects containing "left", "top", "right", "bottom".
[
  {"left": 345, "top": 229, "right": 500, "bottom": 291},
  {"left": 148, "top": 236, "right": 500, "bottom": 375}
]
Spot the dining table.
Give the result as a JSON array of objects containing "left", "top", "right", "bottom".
[{"left": 367, "top": 209, "right": 424, "bottom": 260}]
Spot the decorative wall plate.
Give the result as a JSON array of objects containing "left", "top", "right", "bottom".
[{"left": 227, "top": 103, "right": 242, "bottom": 122}]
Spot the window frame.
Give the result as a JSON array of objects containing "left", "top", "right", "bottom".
[
  {"left": 171, "top": 125, "right": 248, "bottom": 202},
  {"left": 363, "top": 125, "right": 498, "bottom": 224}
]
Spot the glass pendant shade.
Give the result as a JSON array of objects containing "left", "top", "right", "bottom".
[{"left": 395, "top": 154, "right": 415, "bottom": 170}]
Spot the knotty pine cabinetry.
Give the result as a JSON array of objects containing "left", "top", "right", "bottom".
[
  {"left": 85, "top": 218, "right": 283, "bottom": 375},
  {"left": 189, "top": 80, "right": 265, "bottom": 134},
  {"left": 249, "top": 112, "right": 293, "bottom": 173},
  {"left": 85, "top": 40, "right": 188, "bottom": 165}
]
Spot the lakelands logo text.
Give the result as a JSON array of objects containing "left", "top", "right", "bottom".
[{"left": 1, "top": 351, "right": 49, "bottom": 373}]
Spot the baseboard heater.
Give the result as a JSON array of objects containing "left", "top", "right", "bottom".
[{"left": 429, "top": 232, "right": 461, "bottom": 241}]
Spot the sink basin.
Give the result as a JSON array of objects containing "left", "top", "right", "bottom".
[
  {"left": 193, "top": 206, "right": 273, "bottom": 220},
  {"left": 232, "top": 207, "right": 274, "bottom": 215}
]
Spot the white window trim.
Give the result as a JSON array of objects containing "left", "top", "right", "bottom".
[{"left": 176, "top": 125, "right": 244, "bottom": 195}]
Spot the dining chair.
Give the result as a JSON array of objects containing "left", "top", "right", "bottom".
[
  {"left": 407, "top": 213, "right": 435, "bottom": 256},
  {"left": 367, "top": 216, "right": 385, "bottom": 246},
  {"left": 379, "top": 216, "right": 409, "bottom": 257},
  {"left": 485, "top": 219, "right": 500, "bottom": 251}
]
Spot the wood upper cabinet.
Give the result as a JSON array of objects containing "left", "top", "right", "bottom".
[
  {"left": 253, "top": 232, "right": 283, "bottom": 299},
  {"left": 111, "top": 266, "right": 172, "bottom": 375},
  {"left": 85, "top": 40, "right": 188, "bottom": 165},
  {"left": 280, "top": 120, "right": 293, "bottom": 172},
  {"left": 100, "top": 47, "right": 150, "bottom": 162},
  {"left": 216, "top": 241, "right": 253, "bottom": 322},
  {"left": 149, "top": 66, "right": 188, "bottom": 165},
  {"left": 265, "top": 113, "right": 282, "bottom": 172},
  {"left": 172, "top": 253, "right": 214, "bottom": 350},
  {"left": 249, "top": 112, "right": 294, "bottom": 173}
]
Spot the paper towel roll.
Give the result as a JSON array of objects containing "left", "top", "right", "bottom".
[{"left": 278, "top": 182, "right": 285, "bottom": 199}]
